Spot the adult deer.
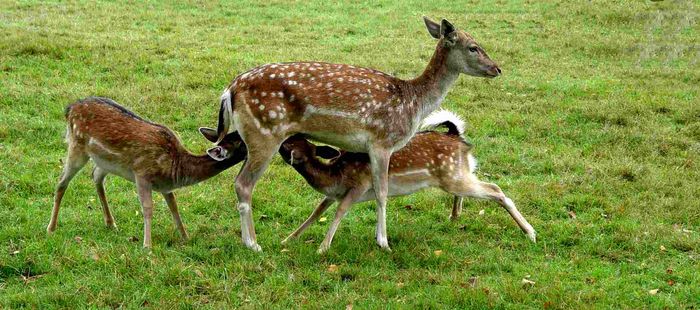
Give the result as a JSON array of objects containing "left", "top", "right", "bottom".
[{"left": 212, "top": 17, "right": 501, "bottom": 251}]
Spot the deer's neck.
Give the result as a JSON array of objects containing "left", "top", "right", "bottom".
[
  {"left": 406, "top": 43, "right": 459, "bottom": 119},
  {"left": 292, "top": 159, "right": 337, "bottom": 191},
  {"left": 172, "top": 151, "right": 238, "bottom": 188}
]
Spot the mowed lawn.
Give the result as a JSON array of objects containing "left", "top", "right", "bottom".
[{"left": 1, "top": 0, "right": 699, "bottom": 308}]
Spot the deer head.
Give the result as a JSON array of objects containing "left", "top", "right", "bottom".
[
  {"left": 423, "top": 16, "right": 501, "bottom": 78},
  {"left": 200, "top": 127, "right": 247, "bottom": 162},
  {"left": 279, "top": 135, "right": 341, "bottom": 166}
]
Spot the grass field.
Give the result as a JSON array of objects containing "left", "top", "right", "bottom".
[{"left": 1, "top": 0, "right": 699, "bottom": 308}]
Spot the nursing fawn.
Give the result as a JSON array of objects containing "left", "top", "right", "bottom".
[
  {"left": 47, "top": 97, "right": 246, "bottom": 248},
  {"left": 278, "top": 110, "right": 536, "bottom": 253},
  {"left": 212, "top": 17, "right": 501, "bottom": 251}
]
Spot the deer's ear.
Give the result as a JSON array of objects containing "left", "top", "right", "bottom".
[
  {"left": 423, "top": 16, "right": 441, "bottom": 39},
  {"left": 315, "top": 145, "right": 341, "bottom": 160},
  {"left": 440, "top": 19, "right": 456, "bottom": 36},
  {"left": 206, "top": 146, "right": 228, "bottom": 161},
  {"left": 199, "top": 127, "right": 219, "bottom": 142}
]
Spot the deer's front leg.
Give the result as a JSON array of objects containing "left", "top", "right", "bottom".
[
  {"left": 369, "top": 147, "right": 391, "bottom": 251},
  {"left": 162, "top": 192, "right": 188, "bottom": 241},
  {"left": 234, "top": 137, "right": 280, "bottom": 252},
  {"left": 282, "top": 197, "right": 335, "bottom": 244},
  {"left": 318, "top": 187, "right": 366, "bottom": 254},
  {"left": 135, "top": 177, "right": 154, "bottom": 249}
]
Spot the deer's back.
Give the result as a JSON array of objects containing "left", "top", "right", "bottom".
[
  {"left": 65, "top": 97, "right": 181, "bottom": 176},
  {"left": 231, "top": 62, "right": 419, "bottom": 150}
]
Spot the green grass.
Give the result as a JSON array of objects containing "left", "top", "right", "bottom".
[{"left": 1, "top": 0, "right": 699, "bottom": 308}]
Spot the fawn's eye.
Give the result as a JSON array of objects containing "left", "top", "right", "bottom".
[{"left": 468, "top": 46, "right": 478, "bottom": 53}]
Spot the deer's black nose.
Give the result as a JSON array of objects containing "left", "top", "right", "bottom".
[{"left": 496, "top": 67, "right": 502, "bottom": 74}]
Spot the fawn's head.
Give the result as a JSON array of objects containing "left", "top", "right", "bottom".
[
  {"left": 200, "top": 127, "right": 247, "bottom": 162},
  {"left": 423, "top": 16, "right": 501, "bottom": 78},
  {"left": 279, "top": 135, "right": 341, "bottom": 166}
]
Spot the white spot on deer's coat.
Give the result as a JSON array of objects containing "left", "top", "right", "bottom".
[
  {"left": 259, "top": 105, "right": 265, "bottom": 111},
  {"left": 270, "top": 73, "right": 276, "bottom": 79},
  {"left": 261, "top": 92, "right": 267, "bottom": 97},
  {"left": 288, "top": 72, "right": 296, "bottom": 77},
  {"left": 269, "top": 111, "right": 277, "bottom": 119}
]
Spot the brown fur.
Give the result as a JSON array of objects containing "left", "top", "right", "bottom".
[
  {"left": 47, "top": 97, "right": 246, "bottom": 248},
  {"left": 215, "top": 17, "right": 501, "bottom": 251},
  {"left": 278, "top": 127, "right": 536, "bottom": 253}
]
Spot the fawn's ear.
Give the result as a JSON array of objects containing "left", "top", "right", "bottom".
[
  {"left": 423, "top": 16, "right": 441, "bottom": 39},
  {"left": 206, "top": 146, "right": 228, "bottom": 161},
  {"left": 199, "top": 127, "right": 219, "bottom": 142},
  {"left": 315, "top": 145, "right": 341, "bottom": 160}
]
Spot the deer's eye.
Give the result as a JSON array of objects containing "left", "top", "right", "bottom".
[{"left": 468, "top": 46, "right": 478, "bottom": 53}]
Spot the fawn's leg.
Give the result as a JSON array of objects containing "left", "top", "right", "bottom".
[
  {"left": 318, "top": 187, "right": 365, "bottom": 254},
  {"left": 47, "top": 145, "right": 88, "bottom": 233},
  {"left": 455, "top": 180, "right": 536, "bottom": 242},
  {"left": 92, "top": 167, "right": 116, "bottom": 229},
  {"left": 282, "top": 197, "right": 335, "bottom": 244},
  {"left": 162, "top": 192, "right": 188, "bottom": 241},
  {"left": 369, "top": 147, "right": 392, "bottom": 251},
  {"left": 135, "top": 177, "right": 154, "bottom": 248},
  {"left": 450, "top": 196, "right": 463, "bottom": 221}
]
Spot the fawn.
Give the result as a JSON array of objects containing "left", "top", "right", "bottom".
[
  {"left": 211, "top": 17, "right": 501, "bottom": 251},
  {"left": 47, "top": 97, "right": 246, "bottom": 248},
  {"left": 277, "top": 110, "right": 536, "bottom": 253}
]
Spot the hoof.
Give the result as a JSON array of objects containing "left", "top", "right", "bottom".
[
  {"left": 246, "top": 242, "right": 262, "bottom": 252},
  {"left": 527, "top": 230, "right": 537, "bottom": 243}
]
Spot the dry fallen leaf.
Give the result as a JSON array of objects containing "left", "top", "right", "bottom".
[
  {"left": 667, "top": 279, "right": 675, "bottom": 286},
  {"left": 327, "top": 264, "right": 339, "bottom": 273},
  {"left": 319, "top": 217, "right": 327, "bottom": 223},
  {"left": 648, "top": 289, "right": 659, "bottom": 295},
  {"left": 74, "top": 236, "right": 83, "bottom": 244},
  {"left": 478, "top": 209, "right": 485, "bottom": 216},
  {"left": 128, "top": 236, "right": 139, "bottom": 243},
  {"left": 521, "top": 278, "right": 536, "bottom": 287},
  {"left": 346, "top": 304, "right": 353, "bottom": 310},
  {"left": 194, "top": 269, "right": 204, "bottom": 277},
  {"left": 660, "top": 245, "right": 666, "bottom": 252},
  {"left": 280, "top": 248, "right": 290, "bottom": 253},
  {"left": 397, "top": 282, "right": 405, "bottom": 288},
  {"left": 91, "top": 252, "right": 100, "bottom": 261},
  {"left": 434, "top": 250, "right": 443, "bottom": 256},
  {"left": 404, "top": 205, "right": 413, "bottom": 210},
  {"left": 304, "top": 239, "right": 315, "bottom": 244},
  {"left": 10, "top": 250, "right": 20, "bottom": 256},
  {"left": 567, "top": 211, "right": 577, "bottom": 219},
  {"left": 468, "top": 276, "right": 478, "bottom": 288}
]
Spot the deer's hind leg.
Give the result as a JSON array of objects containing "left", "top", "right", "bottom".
[
  {"left": 445, "top": 177, "right": 536, "bottom": 242},
  {"left": 92, "top": 167, "right": 117, "bottom": 229},
  {"left": 47, "top": 137, "right": 89, "bottom": 233}
]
